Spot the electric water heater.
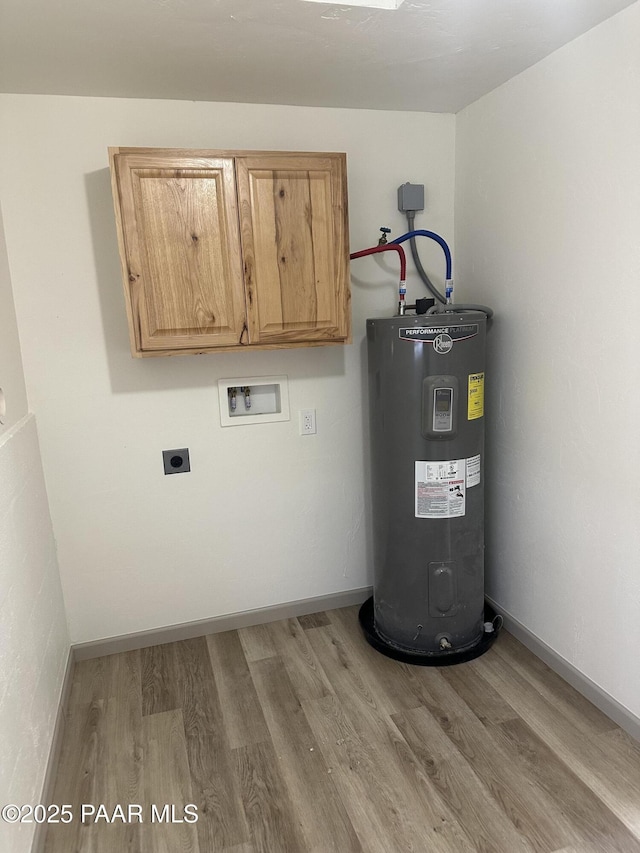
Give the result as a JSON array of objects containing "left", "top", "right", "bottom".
[{"left": 360, "top": 310, "right": 497, "bottom": 664}]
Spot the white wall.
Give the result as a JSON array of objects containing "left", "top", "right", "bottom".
[
  {"left": 0, "top": 204, "right": 28, "bottom": 435},
  {"left": 0, "top": 205, "right": 69, "bottom": 851},
  {"left": 456, "top": 2, "right": 640, "bottom": 717},
  {"left": 0, "top": 95, "right": 455, "bottom": 644}
]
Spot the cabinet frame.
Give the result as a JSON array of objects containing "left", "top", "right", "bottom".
[{"left": 109, "top": 147, "right": 351, "bottom": 357}]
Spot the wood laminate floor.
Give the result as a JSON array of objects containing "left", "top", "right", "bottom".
[{"left": 44, "top": 606, "right": 640, "bottom": 852}]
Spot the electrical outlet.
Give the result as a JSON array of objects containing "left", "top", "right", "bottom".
[
  {"left": 299, "top": 409, "right": 316, "bottom": 436},
  {"left": 162, "top": 448, "right": 190, "bottom": 474}
]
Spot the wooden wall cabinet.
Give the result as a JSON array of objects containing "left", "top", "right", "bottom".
[{"left": 109, "top": 147, "right": 351, "bottom": 357}]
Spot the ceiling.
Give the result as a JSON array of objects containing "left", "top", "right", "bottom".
[{"left": 0, "top": 0, "right": 635, "bottom": 113}]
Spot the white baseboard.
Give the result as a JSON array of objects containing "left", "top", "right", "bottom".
[
  {"left": 487, "top": 596, "right": 640, "bottom": 742},
  {"left": 31, "top": 647, "right": 75, "bottom": 853},
  {"left": 72, "top": 586, "right": 373, "bottom": 661}
]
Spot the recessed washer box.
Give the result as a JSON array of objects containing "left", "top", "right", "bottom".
[{"left": 218, "top": 375, "right": 290, "bottom": 427}]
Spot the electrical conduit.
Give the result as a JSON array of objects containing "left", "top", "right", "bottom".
[
  {"left": 392, "top": 229, "right": 493, "bottom": 319},
  {"left": 391, "top": 229, "right": 452, "bottom": 281},
  {"left": 405, "top": 211, "right": 443, "bottom": 304}
]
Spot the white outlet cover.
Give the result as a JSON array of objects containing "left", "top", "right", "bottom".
[{"left": 299, "top": 409, "right": 317, "bottom": 435}]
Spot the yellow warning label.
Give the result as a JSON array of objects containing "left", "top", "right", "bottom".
[{"left": 468, "top": 373, "right": 484, "bottom": 420}]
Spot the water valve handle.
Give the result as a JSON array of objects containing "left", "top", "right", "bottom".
[{"left": 378, "top": 227, "right": 391, "bottom": 245}]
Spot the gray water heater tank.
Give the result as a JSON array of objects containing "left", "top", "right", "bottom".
[{"left": 362, "top": 311, "right": 495, "bottom": 663}]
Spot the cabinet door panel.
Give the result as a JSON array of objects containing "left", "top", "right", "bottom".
[
  {"left": 237, "top": 156, "right": 349, "bottom": 344},
  {"left": 113, "top": 155, "right": 246, "bottom": 352}
]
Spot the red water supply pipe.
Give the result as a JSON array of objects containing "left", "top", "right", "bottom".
[{"left": 349, "top": 244, "right": 408, "bottom": 314}]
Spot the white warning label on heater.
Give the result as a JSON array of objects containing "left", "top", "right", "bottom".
[
  {"left": 466, "top": 454, "right": 481, "bottom": 488},
  {"left": 415, "top": 459, "right": 466, "bottom": 519}
]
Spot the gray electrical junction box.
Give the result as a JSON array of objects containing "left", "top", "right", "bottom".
[{"left": 398, "top": 182, "right": 425, "bottom": 213}]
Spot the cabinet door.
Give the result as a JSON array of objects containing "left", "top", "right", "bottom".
[
  {"left": 111, "top": 151, "right": 247, "bottom": 354},
  {"left": 236, "top": 155, "right": 350, "bottom": 345}
]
